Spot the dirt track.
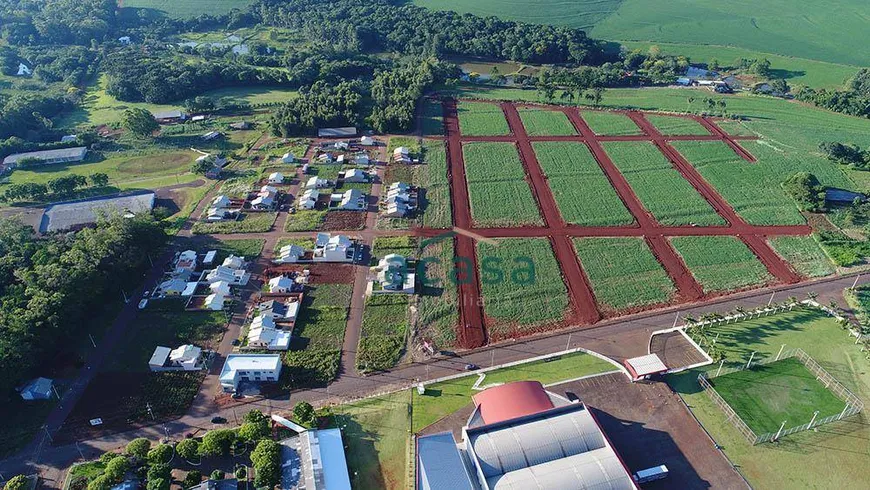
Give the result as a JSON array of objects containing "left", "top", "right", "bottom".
[{"left": 437, "top": 98, "right": 809, "bottom": 348}]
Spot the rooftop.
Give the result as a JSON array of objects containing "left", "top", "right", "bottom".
[
  {"left": 220, "top": 354, "right": 282, "bottom": 381},
  {"left": 625, "top": 353, "right": 668, "bottom": 378},
  {"left": 39, "top": 190, "right": 155, "bottom": 233},
  {"left": 471, "top": 381, "right": 554, "bottom": 425},
  {"left": 3, "top": 146, "right": 88, "bottom": 165}
]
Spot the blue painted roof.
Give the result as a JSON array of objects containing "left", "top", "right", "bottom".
[{"left": 417, "top": 432, "right": 476, "bottom": 490}]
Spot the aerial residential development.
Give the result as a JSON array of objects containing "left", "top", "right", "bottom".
[{"left": 1, "top": 1, "right": 870, "bottom": 490}]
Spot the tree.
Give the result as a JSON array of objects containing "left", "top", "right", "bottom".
[
  {"left": 238, "top": 409, "right": 270, "bottom": 442},
  {"left": 88, "top": 172, "right": 109, "bottom": 187},
  {"left": 210, "top": 470, "right": 225, "bottom": 481},
  {"left": 181, "top": 471, "right": 202, "bottom": 489},
  {"left": 709, "top": 58, "right": 720, "bottom": 71},
  {"left": 183, "top": 96, "right": 216, "bottom": 114},
  {"left": 147, "top": 444, "right": 173, "bottom": 465},
  {"left": 686, "top": 96, "right": 695, "bottom": 112},
  {"left": 87, "top": 475, "right": 112, "bottom": 490},
  {"left": 126, "top": 438, "right": 151, "bottom": 460},
  {"left": 770, "top": 78, "right": 790, "bottom": 95},
  {"left": 146, "top": 464, "right": 171, "bottom": 483},
  {"left": 146, "top": 479, "right": 169, "bottom": 490},
  {"left": 176, "top": 439, "right": 200, "bottom": 462},
  {"left": 250, "top": 440, "right": 281, "bottom": 489},
  {"left": 782, "top": 172, "right": 824, "bottom": 212},
  {"left": 293, "top": 401, "right": 316, "bottom": 427},
  {"left": 3, "top": 475, "right": 28, "bottom": 490},
  {"left": 121, "top": 108, "right": 159, "bottom": 138},
  {"left": 190, "top": 156, "right": 214, "bottom": 175},
  {"left": 103, "top": 456, "right": 130, "bottom": 483},
  {"left": 199, "top": 429, "right": 236, "bottom": 457}
]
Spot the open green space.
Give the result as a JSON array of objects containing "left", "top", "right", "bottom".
[
  {"left": 711, "top": 357, "right": 845, "bottom": 435},
  {"left": 768, "top": 236, "right": 835, "bottom": 278},
  {"left": 476, "top": 238, "right": 568, "bottom": 335},
  {"left": 462, "top": 142, "right": 542, "bottom": 227},
  {"left": 671, "top": 308, "right": 870, "bottom": 489},
  {"left": 284, "top": 210, "right": 327, "bottom": 232},
  {"left": 580, "top": 111, "right": 642, "bottom": 136},
  {"left": 517, "top": 108, "right": 576, "bottom": 136},
  {"left": 644, "top": 114, "right": 710, "bottom": 136},
  {"left": 191, "top": 212, "right": 276, "bottom": 234},
  {"left": 574, "top": 237, "right": 675, "bottom": 310},
  {"left": 420, "top": 141, "right": 452, "bottom": 229},
  {"left": 673, "top": 140, "right": 840, "bottom": 225},
  {"left": 417, "top": 240, "right": 459, "bottom": 348},
  {"left": 123, "top": 0, "right": 257, "bottom": 19},
  {"left": 357, "top": 295, "right": 410, "bottom": 372},
  {"left": 456, "top": 101, "right": 510, "bottom": 136},
  {"left": 421, "top": 99, "right": 444, "bottom": 137},
  {"left": 413, "top": 0, "right": 622, "bottom": 31},
  {"left": 533, "top": 141, "right": 633, "bottom": 226},
  {"left": 671, "top": 236, "right": 773, "bottom": 293},
  {"left": 603, "top": 141, "right": 725, "bottom": 225}
]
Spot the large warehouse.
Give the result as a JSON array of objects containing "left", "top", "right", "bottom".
[{"left": 416, "top": 381, "right": 638, "bottom": 490}]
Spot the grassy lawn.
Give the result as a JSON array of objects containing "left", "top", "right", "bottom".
[
  {"left": 673, "top": 140, "right": 844, "bottom": 225},
  {"left": 671, "top": 308, "right": 870, "bottom": 489},
  {"left": 768, "top": 235, "right": 836, "bottom": 278},
  {"left": 123, "top": 0, "right": 256, "bottom": 18},
  {"left": 463, "top": 142, "right": 542, "bottom": 227},
  {"left": 421, "top": 98, "right": 444, "bottom": 137},
  {"left": 210, "top": 238, "right": 265, "bottom": 260},
  {"left": 671, "top": 236, "right": 773, "bottom": 293},
  {"left": 456, "top": 101, "right": 510, "bottom": 136},
  {"left": 574, "top": 237, "right": 676, "bottom": 310},
  {"left": 284, "top": 210, "right": 327, "bottom": 231},
  {"left": 580, "top": 110, "right": 643, "bottom": 135},
  {"left": 412, "top": 351, "right": 615, "bottom": 432},
  {"left": 517, "top": 108, "right": 576, "bottom": 136},
  {"left": 420, "top": 141, "right": 452, "bottom": 229},
  {"left": 711, "top": 357, "right": 845, "bottom": 434},
  {"left": 417, "top": 240, "right": 459, "bottom": 347},
  {"left": 603, "top": 141, "right": 725, "bottom": 225},
  {"left": 357, "top": 295, "right": 411, "bottom": 372},
  {"left": 274, "top": 237, "right": 315, "bottom": 255},
  {"left": 191, "top": 212, "right": 276, "bottom": 234},
  {"left": 645, "top": 114, "right": 711, "bottom": 136},
  {"left": 476, "top": 238, "right": 568, "bottom": 336},
  {"left": 533, "top": 142, "right": 634, "bottom": 226}
]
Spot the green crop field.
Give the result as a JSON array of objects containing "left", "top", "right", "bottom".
[
  {"left": 603, "top": 141, "right": 725, "bottom": 225},
  {"left": 532, "top": 142, "right": 633, "bottom": 226},
  {"left": 421, "top": 98, "right": 444, "bottom": 136},
  {"left": 122, "top": 0, "right": 255, "bottom": 19},
  {"left": 462, "top": 142, "right": 542, "bottom": 227},
  {"left": 420, "top": 141, "right": 452, "bottom": 229},
  {"left": 191, "top": 212, "right": 276, "bottom": 234},
  {"left": 476, "top": 238, "right": 568, "bottom": 335},
  {"left": 357, "top": 295, "right": 410, "bottom": 372},
  {"left": 580, "top": 111, "right": 642, "bottom": 136},
  {"left": 644, "top": 114, "right": 710, "bottom": 136},
  {"left": 671, "top": 236, "right": 773, "bottom": 293},
  {"left": 517, "top": 108, "right": 576, "bottom": 136},
  {"left": 574, "top": 237, "right": 675, "bottom": 310},
  {"left": 417, "top": 240, "right": 459, "bottom": 347},
  {"left": 456, "top": 101, "right": 511, "bottom": 136},
  {"left": 413, "top": 0, "right": 621, "bottom": 31},
  {"left": 768, "top": 236, "right": 835, "bottom": 278},
  {"left": 711, "top": 357, "right": 845, "bottom": 435},
  {"left": 671, "top": 308, "right": 870, "bottom": 488}
]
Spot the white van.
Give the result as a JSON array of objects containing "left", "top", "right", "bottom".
[{"left": 634, "top": 465, "right": 669, "bottom": 484}]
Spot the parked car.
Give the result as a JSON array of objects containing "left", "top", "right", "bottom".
[
  {"left": 464, "top": 363, "right": 480, "bottom": 371},
  {"left": 211, "top": 416, "right": 227, "bottom": 424}
]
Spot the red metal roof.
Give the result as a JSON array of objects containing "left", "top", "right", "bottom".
[{"left": 472, "top": 381, "right": 554, "bottom": 425}]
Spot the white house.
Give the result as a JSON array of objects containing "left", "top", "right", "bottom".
[
  {"left": 247, "top": 324, "right": 291, "bottom": 351},
  {"left": 16, "top": 63, "right": 31, "bottom": 76},
  {"left": 149, "top": 345, "right": 202, "bottom": 371},
  {"left": 268, "top": 172, "right": 284, "bottom": 184},
  {"left": 298, "top": 189, "right": 319, "bottom": 210},
  {"left": 204, "top": 293, "right": 227, "bottom": 311},
  {"left": 343, "top": 168, "right": 369, "bottom": 183},
  {"left": 175, "top": 250, "right": 198, "bottom": 276},
  {"left": 207, "top": 207, "right": 230, "bottom": 221},
  {"left": 275, "top": 244, "right": 305, "bottom": 264},
  {"left": 334, "top": 141, "right": 350, "bottom": 151},
  {"left": 393, "top": 147, "right": 411, "bottom": 163},
  {"left": 333, "top": 189, "right": 366, "bottom": 211},
  {"left": 202, "top": 131, "right": 223, "bottom": 141},
  {"left": 306, "top": 177, "right": 329, "bottom": 189},
  {"left": 282, "top": 153, "right": 295, "bottom": 164},
  {"left": 19, "top": 377, "right": 53, "bottom": 400},
  {"left": 61, "top": 135, "right": 77, "bottom": 143},
  {"left": 383, "top": 201, "right": 410, "bottom": 218},
  {"left": 205, "top": 265, "right": 250, "bottom": 286},
  {"left": 212, "top": 195, "right": 231, "bottom": 208},
  {"left": 209, "top": 280, "right": 233, "bottom": 296},
  {"left": 252, "top": 185, "right": 278, "bottom": 210},
  {"left": 118, "top": 36, "right": 132, "bottom": 44},
  {"left": 219, "top": 354, "right": 282, "bottom": 392},
  {"left": 360, "top": 136, "right": 375, "bottom": 146},
  {"left": 336, "top": 154, "right": 346, "bottom": 164},
  {"left": 258, "top": 299, "right": 301, "bottom": 322},
  {"left": 268, "top": 276, "right": 295, "bottom": 293},
  {"left": 222, "top": 255, "right": 246, "bottom": 270},
  {"left": 316, "top": 153, "right": 334, "bottom": 163},
  {"left": 196, "top": 154, "right": 227, "bottom": 168},
  {"left": 313, "top": 233, "right": 355, "bottom": 262},
  {"left": 159, "top": 277, "right": 188, "bottom": 296},
  {"left": 372, "top": 254, "right": 416, "bottom": 294},
  {"left": 353, "top": 153, "right": 370, "bottom": 165}
]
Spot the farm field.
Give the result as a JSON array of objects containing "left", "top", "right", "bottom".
[
  {"left": 417, "top": 240, "right": 459, "bottom": 348},
  {"left": 644, "top": 114, "right": 710, "bottom": 136},
  {"left": 191, "top": 212, "right": 277, "bottom": 234},
  {"left": 710, "top": 357, "right": 845, "bottom": 434},
  {"left": 532, "top": 141, "right": 633, "bottom": 226},
  {"left": 603, "top": 141, "right": 725, "bottom": 226},
  {"left": 421, "top": 98, "right": 444, "bottom": 137},
  {"left": 580, "top": 111, "right": 642, "bottom": 136},
  {"left": 573, "top": 237, "right": 675, "bottom": 311},
  {"left": 768, "top": 236, "right": 835, "bottom": 278},
  {"left": 420, "top": 141, "right": 452, "bottom": 229},
  {"left": 671, "top": 308, "right": 870, "bottom": 489},
  {"left": 456, "top": 101, "right": 511, "bottom": 136},
  {"left": 670, "top": 236, "right": 773, "bottom": 293},
  {"left": 517, "top": 107, "right": 576, "bottom": 136},
  {"left": 476, "top": 238, "right": 568, "bottom": 336},
  {"left": 357, "top": 295, "right": 410, "bottom": 372},
  {"left": 413, "top": 0, "right": 621, "bottom": 31},
  {"left": 122, "top": 0, "right": 256, "bottom": 19},
  {"left": 462, "top": 142, "right": 542, "bottom": 227}
]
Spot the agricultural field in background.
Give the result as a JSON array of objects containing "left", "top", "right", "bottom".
[
  {"left": 603, "top": 141, "right": 725, "bottom": 226},
  {"left": 456, "top": 101, "right": 511, "bottom": 136},
  {"left": 580, "top": 111, "right": 642, "bottom": 136},
  {"left": 767, "top": 236, "right": 835, "bottom": 278},
  {"left": 416, "top": 240, "right": 459, "bottom": 348},
  {"left": 671, "top": 236, "right": 772, "bottom": 293},
  {"left": 122, "top": 0, "right": 256, "bottom": 19},
  {"left": 644, "top": 114, "right": 710, "bottom": 136},
  {"left": 462, "top": 142, "right": 542, "bottom": 227},
  {"left": 420, "top": 141, "right": 452, "bottom": 229},
  {"left": 574, "top": 237, "right": 675, "bottom": 311},
  {"left": 517, "top": 108, "right": 576, "bottom": 136},
  {"left": 476, "top": 238, "right": 568, "bottom": 336},
  {"left": 421, "top": 99, "right": 444, "bottom": 137},
  {"left": 532, "top": 141, "right": 633, "bottom": 226}
]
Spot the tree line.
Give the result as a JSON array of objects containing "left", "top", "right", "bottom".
[
  {"left": 796, "top": 68, "right": 870, "bottom": 119},
  {"left": 2, "top": 173, "right": 108, "bottom": 203}
]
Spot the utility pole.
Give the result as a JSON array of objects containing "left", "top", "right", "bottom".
[
  {"left": 672, "top": 312, "right": 680, "bottom": 328},
  {"left": 774, "top": 420, "right": 786, "bottom": 441},
  {"left": 809, "top": 410, "right": 819, "bottom": 428},
  {"left": 75, "top": 441, "right": 85, "bottom": 460},
  {"left": 853, "top": 274, "right": 862, "bottom": 289},
  {"left": 716, "top": 359, "right": 725, "bottom": 377},
  {"left": 776, "top": 344, "right": 786, "bottom": 361},
  {"left": 490, "top": 349, "right": 494, "bottom": 368},
  {"left": 767, "top": 292, "right": 775, "bottom": 307},
  {"left": 122, "top": 289, "right": 129, "bottom": 304},
  {"left": 746, "top": 351, "right": 756, "bottom": 369},
  {"left": 146, "top": 402, "right": 155, "bottom": 421}
]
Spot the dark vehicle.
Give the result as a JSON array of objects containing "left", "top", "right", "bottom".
[
  {"left": 211, "top": 416, "right": 226, "bottom": 424},
  {"left": 231, "top": 339, "right": 241, "bottom": 346},
  {"left": 465, "top": 363, "right": 480, "bottom": 371}
]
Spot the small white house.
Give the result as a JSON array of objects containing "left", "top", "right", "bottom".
[
  {"left": 268, "top": 276, "right": 295, "bottom": 293},
  {"left": 259, "top": 299, "right": 301, "bottom": 322},
  {"left": 282, "top": 153, "right": 295, "bottom": 164},
  {"left": 118, "top": 36, "right": 132, "bottom": 45},
  {"left": 202, "top": 131, "right": 223, "bottom": 141},
  {"left": 383, "top": 201, "right": 410, "bottom": 218},
  {"left": 204, "top": 293, "right": 227, "bottom": 311},
  {"left": 222, "top": 255, "right": 246, "bottom": 270},
  {"left": 333, "top": 189, "right": 366, "bottom": 211},
  {"left": 275, "top": 244, "right": 305, "bottom": 264},
  {"left": 251, "top": 194, "right": 274, "bottom": 210},
  {"left": 159, "top": 277, "right": 188, "bottom": 296},
  {"left": 212, "top": 195, "right": 231, "bottom": 208},
  {"left": 306, "top": 177, "right": 329, "bottom": 189},
  {"left": 316, "top": 153, "right": 334, "bottom": 163},
  {"left": 354, "top": 153, "right": 370, "bottom": 165},
  {"left": 336, "top": 154, "right": 346, "bottom": 164},
  {"left": 314, "top": 233, "right": 355, "bottom": 262},
  {"left": 247, "top": 324, "right": 291, "bottom": 351},
  {"left": 210, "top": 280, "right": 233, "bottom": 296},
  {"left": 343, "top": 168, "right": 369, "bottom": 183},
  {"left": 372, "top": 254, "right": 416, "bottom": 294},
  {"left": 149, "top": 345, "right": 202, "bottom": 371},
  {"left": 175, "top": 250, "right": 198, "bottom": 275},
  {"left": 219, "top": 354, "right": 282, "bottom": 392},
  {"left": 299, "top": 189, "right": 319, "bottom": 210},
  {"left": 19, "top": 377, "right": 53, "bottom": 400},
  {"left": 360, "top": 136, "right": 375, "bottom": 146},
  {"left": 268, "top": 172, "right": 284, "bottom": 184},
  {"left": 205, "top": 265, "right": 250, "bottom": 286},
  {"left": 16, "top": 63, "right": 31, "bottom": 76}
]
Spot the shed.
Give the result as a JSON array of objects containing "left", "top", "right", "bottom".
[
  {"left": 624, "top": 353, "right": 668, "bottom": 381},
  {"left": 317, "top": 127, "right": 357, "bottom": 138},
  {"left": 20, "top": 377, "right": 54, "bottom": 400}
]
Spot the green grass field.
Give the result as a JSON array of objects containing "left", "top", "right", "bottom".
[
  {"left": 357, "top": 295, "right": 410, "bottom": 372},
  {"left": 191, "top": 212, "right": 276, "bottom": 234},
  {"left": 768, "top": 236, "right": 836, "bottom": 278},
  {"left": 421, "top": 98, "right": 444, "bottom": 136},
  {"left": 574, "top": 237, "right": 675, "bottom": 310},
  {"left": 517, "top": 108, "right": 576, "bottom": 136},
  {"left": 476, "top": 238, "right": 568, "bottom": 335},
  {"left": 603, "top": 141, "right": 725, "bottom": 225},
  {"left": 533, "top": 141, "right": 633, "bottom": 226},
  {"left": 122, "top": 0, "right": 255, "bottom": 19},
  {"left": 417, "top": 240, "right": 460, "bottom": 347},
  {"left": 671, "top": 308, "right": 870, "bottom": 488},
  {"left": 413, "top": 0, "right": 622, "bottom": 30},
  {"left": 462, "top": 142, "right": 542, "bottom": 227},
  {"left": 284, "top": 210, "right": 327, "bottom": 231},
  {"left": 580, "top": 111, "right": 642, "bottom": 136},
  {"left": 420, "top": 141, "right": 452, "bottom": 229},
  {"left": 671, "top": 236, "right": 773, "bottom": 293},
  {"left": 711, "top": 357, "right": 845, "bottom": 434},
  {"left": 644, "top": 114, "right": 710, "bottom": 136},
  {"left": 457, "top": 101, "right": 511, "bottom": 136}
]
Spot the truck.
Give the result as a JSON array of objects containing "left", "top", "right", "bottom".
[{"left": 633, "top": 465, "right": 669, "bottom": 484}]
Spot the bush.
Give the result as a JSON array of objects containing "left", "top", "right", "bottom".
[
  {"left": 147, "top": 444, "right": 173, "bottom": 466},
  {"left": 103, "top": 456, "right": 130, "bottom": 483},
  {"left": 209, "top": 470, "right": 224, "bottom": 481},
  {"left": 145, "top": 478, "right": 169, "bottom": 490},
  {"left": 234, "top": 467, "right": 246, "bottom": 480},
  {"left": 356, "top": 334, "right": 404, "bottom": 372},
  {"left": 238, "top": 410, "right": 270, "bottom": 442},
  {"left": 126, "top": 438, "right": 151, "bottom": 460},
  {"left": 782, "top": 172, "right": 825, "bottom": 212},
  {"left": 292, "top": 402, "right": 316, "bottom": 428},
  {"left": 86, "top": 475, "right": 111, "bottom": 490},
  {"left": 146, "top": 464, "right": 171, "bottom": 483},
  {"left": 283, "top": 349, "right": 341, "bottom": 388},
  {"left": 176, "top": 439, "right": 199, "bottom": 462},
  {"left": 199, "top": 429, "right": 236, "bottom": 457},
  {"left": 181, "top": 471, "right": 202, "bottom": 489},
  {"left": 3, "top": 475, "right": 28, "bottom": 490},
  {"left": 250, "top": 440, "right": 281, "bottom": 489}
]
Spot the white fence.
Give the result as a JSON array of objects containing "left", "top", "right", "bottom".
[{"left": 698, "top": 347, "right": 864, "bottom": 445}]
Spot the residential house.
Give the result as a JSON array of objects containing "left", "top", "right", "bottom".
[
  {"left": 205, "top": 265, "right": 250, "bottom": 286},
  {"left": 191, "top": 115, "right": 206, "bottom": 122},
  {"left": 230, "top": 121, "right": 251, "bottom": 130},
  {"left": 118, "top": 36, "right": 132, "bottom": 45},
  {"left": 313, "top": 233, "right": 355, "bottom": 262},
  {"left": 222, "top": 255, "right": 246, "bottom": 270},
  {"left": 213, "top": 195, "right": 232, "bottom": 208},
  {"left": 275, "top": 244, "right": 306, "bottom": 264},
  {"left": 175, "top": 250, "right": 198, "bottom": 276},
  {"left": 61, "top": 135, "right": 77, "bottom": 143},
  {"left": 203, "top": 250, "right": 217, "bottom": 266},
  {"left": 306, "top": 177, "right": 330, "bottom": 189},
  {"left": 298, "top": 189, "right": 320, "bottom": 210},
  {"left": 354, "top": 153, "right": 370, "bottom": 165},
  {"left": 246, "top": 323, "right": 291, "bottom": 351},
  {"left": 258, "top": 299, "right": 301, "bottom": 323},
  {"left": 316, "top": 153, "right": 334, "bottom": 164},
  {"left": 252, "top": 185, "right": 278, "bottom": 210},
  {"left": 196, "top": 153, "right": 228, "bottom": 169},
  {"left": 331, "top": 189, "right": 366, "bottom": 211},
  {"left": 152, "top": 110, "right": 186, "bottom": 124},
  {"left": 204, "top": 293, "right": 227, "bottom": 311},
  {"left": 268, "top": 172, "right": 284, "bottom": 184},
  {"left": 383, "top": 200, "right": 410, "bottom": 218},
  {"left": 342, "top": 168, "right": 369, "bottom": 183},
  {"left": 202, "top": 131, "right": 223, "bottom": 141},
  {"left": 158, "top": 277, "right": 187, "bottom": 296},
  {"left": 19, "top": 377, "right": 53, "bottom": 400},
  {"left": 372, "top": 254, "right": 415, "bottom": 294},
  {"left": 149, "top": 344, "right": 202, "bottom": 372},
  {"left": 336, "top": 154, "right": 346, "bottom": 164},
  {"left": 219, "top": 354, "right": 282, "bottom": 392},
  {"left": 268, "top": 276, "right": 295, "bottom": 293},
  {"left": 281, "top": 152, "right": 295, "bottom": 163},
  {"left": 209, "top": 280, "right": 233, "bottom": 296},
  {"left": 393, "top": 146, "right": 411, "bottom": 164},
  {"left": 16, "top": 63, "right": 31, "bottom": 76},
  {"left": 360, "top": 136, "right": 375, "bottom": 146}
]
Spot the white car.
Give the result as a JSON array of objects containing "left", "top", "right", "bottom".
[{"left": 138, "top": 299, "right": 148, "bottom": 310}]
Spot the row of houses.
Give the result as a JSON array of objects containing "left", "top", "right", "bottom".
[
  {"left": 251, "top": 185, "right": 280, "bottom": 210},
  {"left": 381, "top": 182, "right": 418, "bottom": 218},
  {"left": 207, "top": 195, "right": 242, "bottom": 222},
  {"left": 275, "top": 233, "right": 358, "bottom": 264}
]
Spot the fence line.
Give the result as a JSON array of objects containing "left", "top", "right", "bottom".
[{"left": 699, "top": 347, "right": 864, "bottom": 444}]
